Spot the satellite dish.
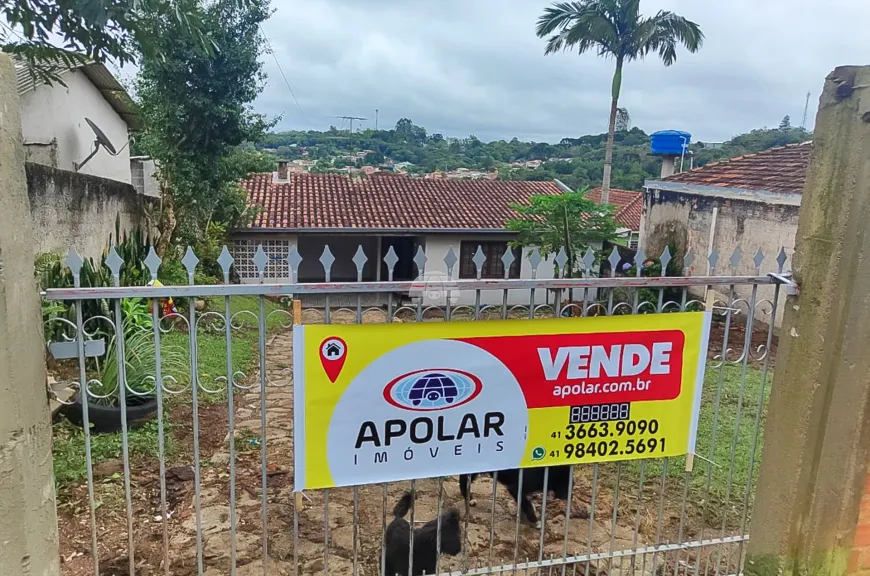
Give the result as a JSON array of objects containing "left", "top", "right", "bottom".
[
  {"left": 86, "top": 117, "right": 117, "bottom": 154},
  {"left": 74, "top": 117, "right": 118, "bottom": 172}
]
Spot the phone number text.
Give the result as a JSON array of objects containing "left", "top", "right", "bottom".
[
  {"left": 548, "top": 437, "right": 667, "bottom": 460},
  {"left": 550, "top": 419, "right": 660, "bottom": 441}
]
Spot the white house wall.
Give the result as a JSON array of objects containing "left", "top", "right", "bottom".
[
  {"left": 19, "top": 69, "right": 131, "bottom": 184},
  {"left": 422, "top": 235, "right": 557, "bottom": 307},
  {"left": 232, "top": 233, "right": 581, "bottom": 310}
]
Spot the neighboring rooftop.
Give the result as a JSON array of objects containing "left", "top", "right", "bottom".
[
  {"left": 649, "top": 141, "right": 813, "bottom": 194},
  {"left": 241, "top": 174, "right": 642, "bottom": 232},
  {"left": 15, "top": 59, "right": 141, "bottom": 130},
  {"left": 241, "top": 173, "right": 562, "bottom": 231},
  {"left": 585, "top": 188, "right": 643, "bottom": 232}
]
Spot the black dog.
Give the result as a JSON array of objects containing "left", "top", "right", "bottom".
[
  {"left": 384, "top": 492, "right": 462, "bottom": 576},
  {"left": 459, "top": 466, "right": 573, "bottom": 527}
]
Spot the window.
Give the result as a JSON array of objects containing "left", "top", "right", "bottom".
[
  {"left": 629, "top": 232, "right": 640, "bottom": 250},
  {"left": 231, "top": 239, "right": 292, "bottom": 281},
  {"left": 458, "top": 241, "right": 521, "bottom": 279}
]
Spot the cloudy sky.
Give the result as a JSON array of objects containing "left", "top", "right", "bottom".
[{"left": 256, "top": 0, "right": 869, "bottom": 143}]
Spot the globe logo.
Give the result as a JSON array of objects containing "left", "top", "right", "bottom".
[{"left": 384, "top": 368, "right": 483, "bottom": 411}]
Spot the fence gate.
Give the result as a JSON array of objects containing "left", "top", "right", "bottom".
[{"left": 42, "top": 241, "right": 792, "bottom": 576}]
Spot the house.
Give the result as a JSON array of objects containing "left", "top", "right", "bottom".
[
  {"left": 641, "top": 141, "right": 812, "bottom": 326},
  {"left": 584, "top": 187, "right": 643, "bottom": 249},
  {"left": 231, "top": 174, "right": 642, "bottom": 306},
  {"left": 15, "top": 60, "right": 140, "bottom": 184}
]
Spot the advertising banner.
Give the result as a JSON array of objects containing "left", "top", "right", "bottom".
[{"left": 293, "top": 313, "right": 711, "bottom": 490}]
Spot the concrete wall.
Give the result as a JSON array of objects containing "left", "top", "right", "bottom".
[
  {"left": 26, "top": 163, "right": 152, "bottom": 259},
  {"left": 19, "top": 69, "right": 131, "bottom": 184},
  {"left": 746, "top": 65, "right": 870, "bottom": 576},
  {"left": 642, "top": 188, "right": 800, "bottom": 326},
  {"left": 423, "top": 234, "right": 557, "bottom": 306},
  {"left": 0, "top": 52, "right": 60, "bottom": 575}
]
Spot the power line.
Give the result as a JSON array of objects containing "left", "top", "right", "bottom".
[
  {"left": 332, "top": 116, "right": 367, "bottom": 134},
  {"left": 259, "top": 24, "right": 308, "bottom": 124},
  {"left": 0, "top": 21, "right": 28, "bottom": 43}
]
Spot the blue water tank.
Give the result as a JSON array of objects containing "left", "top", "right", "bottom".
[{"left": 650, "top": 130, "right": 691, "bottom": 156}]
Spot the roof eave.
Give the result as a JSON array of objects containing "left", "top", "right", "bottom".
[
  {"left": 644, "top": 180, "right": 802, "bottom": 206},
  {"left": 80, "top": 64, "right": 142, "bottom": 131},
  {"left": 16, "top": 58, "right": 141, "bottom": 131}
]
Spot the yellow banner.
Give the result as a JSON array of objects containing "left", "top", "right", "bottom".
[{"left": 293, "top": 313, "right": 711, "bottom": 490}]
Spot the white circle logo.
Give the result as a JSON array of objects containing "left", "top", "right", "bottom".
[
  {"left": 321, "top": 338, "right": 346, "bottom": 361},
  {"left": 326, "top": 339, "right": 528, "bottom": 486}
]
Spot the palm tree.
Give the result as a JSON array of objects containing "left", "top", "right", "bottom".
[{"left": 536, "top": 0, "right": 703, "bottom": 203}]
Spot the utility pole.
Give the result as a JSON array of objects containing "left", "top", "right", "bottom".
[
  {"left": 801, "top": 91, "right": 811, "bottom": 130},
  {"left": 375, "top": 109, "right": 379, "bottom": 131},
  {"left": 333, "top": 116, "right": 367, "bottom": 134},
  {"left": 332, "top": 116, "right": 367, "bottom": 174}
]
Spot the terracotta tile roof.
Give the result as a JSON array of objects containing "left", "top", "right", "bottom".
[
  {"left": 585, "top": 188, "right": 643, "bottom": 231},
  {"left": 241, "top": 174, "right": 644, "bottom": 232},
  {"left": 241, "top": 173, "right": 564, "bottom": 231},
  {"left": 657, "top": 141, "right": 813, "bottom": 194}
]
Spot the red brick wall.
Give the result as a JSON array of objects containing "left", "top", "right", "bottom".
[{"left": 849, "top": 470, "right": 870, "bottom": 572}]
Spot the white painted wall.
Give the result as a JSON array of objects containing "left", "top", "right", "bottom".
[
  {"left": 19, "top": 69, "right": 131, "bottom": 184},
  {"left": 422, "top": 235, "right": 557, "bottom": 306}
]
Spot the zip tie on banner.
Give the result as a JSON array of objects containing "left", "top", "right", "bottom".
[
  {"left": 703, "top": 289, "right": 741, "bottom": 313},
  {"left": 710, "top": 305, "right": 741, "bottom": 313},
  {"left": 685, "top": 452, "right": 722, "bottom": 473}
]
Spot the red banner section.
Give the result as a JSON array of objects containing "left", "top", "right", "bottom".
[{"left": 456, "top": 330, "right": 686, "bottom": 408}]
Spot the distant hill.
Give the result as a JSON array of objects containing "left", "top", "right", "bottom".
[{"left": 254, "top": 118, "right": 811, "bottom": 192}]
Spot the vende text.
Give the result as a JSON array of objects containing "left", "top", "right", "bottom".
[{"left": 457, "top": 330, "right": 686, "bottom": 408}]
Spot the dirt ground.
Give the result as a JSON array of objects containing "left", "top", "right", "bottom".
[{"left": 56, "top": 308, "right": 763, "bottom": 576}]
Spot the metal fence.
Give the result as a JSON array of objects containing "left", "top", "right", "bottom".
[{"left": 42, "top": 241, "right": 793, "bottom": 576}]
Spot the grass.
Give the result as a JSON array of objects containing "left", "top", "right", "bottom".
[
  {"left": 52, "top": 418, "right": 174, "bottom": 489},
  {"left": 51, "top": 295, "right": 286, "bottom": 493},
  {"left": 612, "top": 361, "right": 773, "bottom": 528}
]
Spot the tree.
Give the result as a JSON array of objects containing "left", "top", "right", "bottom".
[
  {"left": 616, "top": 107, "right": 631, "bottom": 132},
  {"left": 536, "top": 0, "right": 703, "bottom": 203},
  {"left": 135, "top": 0, "right": 272, "bottom": 256},
  {"left": 779, "top": 115, "right": 792, "bottom": 131},
  {"left": 1, "top": 0, "right": 226, "bottom": 83},
  {"left": 364, "top": 151, "right": 385, "bottom": 165},
  {"left": 506, "top": 187, "right": 620, "bottom": 278}
]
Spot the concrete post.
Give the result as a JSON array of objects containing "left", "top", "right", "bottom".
[
  {"left": 745, "top": 66, "right": 870, "bottom": 576},
  {"left": 0, "top": 54, "right": 61, "bottom": 574}
]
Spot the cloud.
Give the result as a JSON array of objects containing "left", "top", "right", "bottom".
[{"left": 257, "top": 0, "right": 870, "bottom": 142}]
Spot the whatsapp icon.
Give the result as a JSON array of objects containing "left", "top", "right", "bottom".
[{"left": 531, "top": 446, "right": 546, "bottom": 461}]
